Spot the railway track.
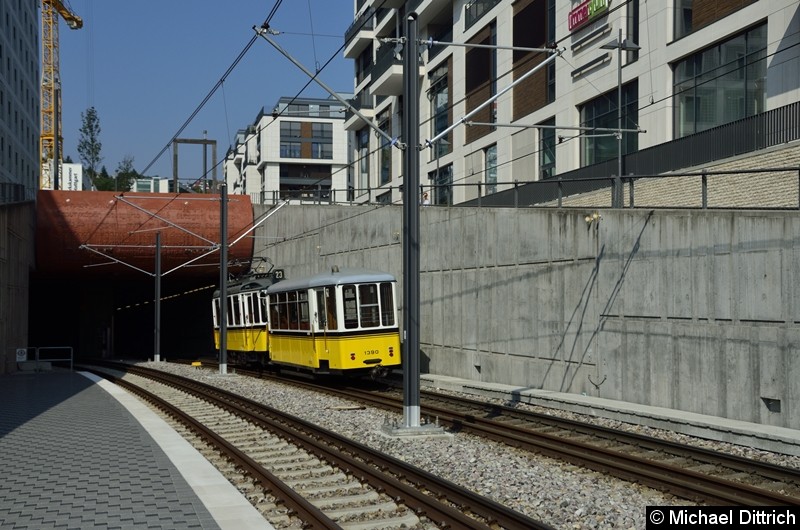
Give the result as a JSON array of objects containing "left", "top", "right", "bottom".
[
  {"left": 83, "top": 362, "right": 552, "bottom": 530},
  {"left": 172, "top": 360, "right": 800, "bottom": 507}
]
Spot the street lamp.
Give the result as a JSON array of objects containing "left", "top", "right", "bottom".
[{"left": 601, "top": 28, "right": 639, "bottom": 208}]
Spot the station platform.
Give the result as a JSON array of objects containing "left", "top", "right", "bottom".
[
  {"left": 420, "top": 374, "right": 800, "bottom": 457},
  {"left": 0, "top": 370, "right": 273, "bottom": 530}
]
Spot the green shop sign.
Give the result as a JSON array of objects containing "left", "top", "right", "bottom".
[{"left": 568, "top": 0, "right": 610, "bottom": 32}]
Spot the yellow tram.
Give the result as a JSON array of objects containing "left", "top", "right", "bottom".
[{"left": 212, "top": 266, "right": 401, "bottom": 376}]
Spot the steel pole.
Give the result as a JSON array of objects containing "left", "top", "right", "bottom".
[
  {"left": 616, "top": 28, "right": 623, "bottom": 208},
  {"left": 402, "top": 12, "right": 421, "bottom": 429},
  {"left": 154, "top": 231, "right": 161, "bottom": 362},
  {"left": 219, "top": 183, "right": 228, "bottom": 375}
]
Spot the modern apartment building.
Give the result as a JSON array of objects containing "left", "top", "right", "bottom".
[
  {"left": 0, "top": 0, "right": 39, "bottom": 204},
  {"left": 344, "top": 0, "right": 800, "bottom": 205},
  {"left": 1, "top": 0, "right": 37, "bottom": 373},
  {"left": 224, "top": 96, "right": 350, "bottom": 205}
]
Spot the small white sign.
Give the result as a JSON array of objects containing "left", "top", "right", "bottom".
[{"left": 16, "top": 349, "right": 27, "bottom": 362}]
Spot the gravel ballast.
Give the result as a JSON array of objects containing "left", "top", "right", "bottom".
[{"left": 136, "top": 362, "right": 799, "bottom": 529}]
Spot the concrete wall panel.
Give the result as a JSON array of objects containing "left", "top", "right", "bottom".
[{"left": 255, "top": 204, "right": 800, "bottom": 429}]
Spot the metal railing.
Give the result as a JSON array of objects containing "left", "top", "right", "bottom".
[
  {"left": 345, "top": 7, "right": 375, "bottom": 45},
  {"left": 465, "top": 0, "right": 501, "bottom": 30},
  {"left": 455, "top": 167, "right": 800, "bottom": 209},
  {"left": 248, "top": 165, "right": 800, "bottom": 211},
  {"left": 15, "top": 346, "right": 74, "bottom": 371}
]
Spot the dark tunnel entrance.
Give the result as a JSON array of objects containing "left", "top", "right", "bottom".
[{"left": 29, "top": 275, "right": 217, "bottom": 361}]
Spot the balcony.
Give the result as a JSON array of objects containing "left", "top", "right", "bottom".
[
  {"left": 344, "top": 8, "right": 376, "bottom": 59},
  {"left": 370, "top": 42, "right": 403, "bottom": 96},
  {"left": 378, "top": 0, "right": 405, "bottom": 8},
  {"left": 410, "top": 0, "right": 452, "bottom": 27},
  {"left": 344, "top": 90, "right": 375, "bottom": 131},
  {"left": 464, "top": 0, "right": 501, "bottom": 31}
]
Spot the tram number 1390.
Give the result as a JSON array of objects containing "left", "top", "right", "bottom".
[{"left": 364, "top": 349, "right": 380, "bottom": 356}]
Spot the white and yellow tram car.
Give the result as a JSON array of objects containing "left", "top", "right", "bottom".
[
  {"left": 266, "top": 267, "right": 401, "bottom": 376},
  {"left": 212, "top": 270, "right": 283, "bottom": 365}
]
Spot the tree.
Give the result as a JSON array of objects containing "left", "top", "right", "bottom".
[
  {"left": 114, "top": 155, "right": 138, "bottom": 192},
  {"left": 77, "top": 107, "right": 102, "bottom": 187},
  {"left": 94, "top": 165, "right": 113, "bottom": 191}
]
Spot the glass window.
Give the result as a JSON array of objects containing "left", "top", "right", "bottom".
[
  {"left": 673, "top": 24, "right": 766, "bottom": 138},
  {"left": 312, "top": 142, "right": 333, "bottom": 159},
  {"left": 429, "top": 66, "right": 451, "bottom": 158},
  {"left": 357, "top": 128, "right": 370, "bottom": 193},
  {"left": 580, "top": 81, "right": 638, "bottom": 166},
  {"left": 484, "top": 144, "right": 497, "bottom": 195},
  {"left": 212, "top": 299, "right": 220, "bottom": 328},
  {"left": 298, "top": 291, "right": 310, "bottom": 330},
  {"left": 343, "top": 285, "right": 358, "bottom": 329},
  {"left": 280, "top": 121, "right": 301, "bottom": 138},
  {"left": 269, "top": 296, "right": 280, "bottom": 329},
  {"left": 326, "top": 287, "right": 338, "bottom": 330},
  {"left": 245, "top": 293, "right": 254, "bottom": 324},
  {"left": 674, "top": 0, "right": 693, "bottom": 39},
  {"left": 311, "top": 122, "right": 332, "bottom": 138},
  {"left": 539, "top": 117, "right": 555, "bottom": 179},
  {"left": 287, "top": 291, "right": 299, "bottom": 330},
  {"left": 258, "top": 292, "right": 268, "bottom": 325},
  {"left": 359, "top": 284, "right": 380, "bottom": 328},
  {"left": 379, "top": 114, "right": 392, "bottom": 185},
  {"left": 280, "top": 142, "right": 301, "bottom": 158},
  {"left": 430, "top": 163, "right": 452, "bottom": 205},
  {"left": 379, "top": 283, "right": 395, "bottom": 326}
]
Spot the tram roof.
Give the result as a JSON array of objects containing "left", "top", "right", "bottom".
[{"left": 267, "top": 268, "right": 396, "bottom": 293}]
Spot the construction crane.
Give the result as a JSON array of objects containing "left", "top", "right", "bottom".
[{"left": 40, "top": 0, "right": 82, "bottom": 189}]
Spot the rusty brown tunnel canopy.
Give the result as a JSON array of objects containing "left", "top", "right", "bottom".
[{"left": 35, "top": 190, "right": 254, "bottom": 279}]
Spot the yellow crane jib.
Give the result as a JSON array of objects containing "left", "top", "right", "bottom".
[{"left": 40, "top": 0, "right": 82, "bottom": 189}]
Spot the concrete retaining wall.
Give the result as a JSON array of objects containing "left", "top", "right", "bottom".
[
  {"left": 255, "top": 204, "right": 800, "bottom": 429},
  {"left": 0, "top": 203, "right": 35, "bottom": 374}
]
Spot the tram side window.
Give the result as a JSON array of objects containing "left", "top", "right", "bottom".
[
  {"left": 298, "top": 291, "right": 310, "bottom": 330},
  {"left": 380, "top": 283, "right": 395, "bottom": 326},
  {"left": 259, "top": 292, "right": 268, "bottom": 325},
  {"left": 226, "top": 296, "right": 235, "bottom": 326},
  {"left": 287, "top": 291, "right": 299, "bottom": 330},
  {"left": 343, "top": 285, "right": 359, "bottom": 329},
  {"left": 233, "top": 295, "right": 243, "bottom": 326},
  {"left": 244, "top": 293, "right": 254, "bottom": 324},
  {"left": 269, "top": 295, "right": 281, "bottom": 330},
  {"left": 359, "top": 284, "right": 380, "bottom": 328},
  {"left": 212, "top": 299, "right": 220, "bottom": 328},
  {"left": 326, "top": 287, "right": 338, "bottom": 330}
]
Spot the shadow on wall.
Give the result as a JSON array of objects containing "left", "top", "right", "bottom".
[{"left": 538, "top": 210, "right": 654, "bottom": 395}]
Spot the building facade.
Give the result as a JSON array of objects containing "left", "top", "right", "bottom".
[
  {"left": 0, "top": 0, "right": 39, "bottom": 204},
  {"left": 1, "top": 0, "right": 37, "bottom": 373},
  {"left": 344, "top": 0, "right": 800, "bottom": 205},
  {"left": 224, "top": 96, "right": 350, "bottom": 205}
]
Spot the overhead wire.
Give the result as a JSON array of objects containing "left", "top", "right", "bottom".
[{"left": 140, "top": 1, "right": 284, "bottom": 177}]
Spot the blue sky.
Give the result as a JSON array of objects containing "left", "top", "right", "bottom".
[{"left": 58, "top": 1, "right": 355, "bottom": 181}]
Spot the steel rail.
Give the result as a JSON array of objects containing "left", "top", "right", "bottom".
[
  {"left": 199, "top": 364, "right": 800, "bottom": 507},
  {"left": 89, "top": 369, "right": 340, "bottom": 529},
  {"left": 122, "top": 363, "right": 554, "bottom": 530}
]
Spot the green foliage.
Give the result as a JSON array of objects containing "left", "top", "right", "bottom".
[
  {"left": 114, "top": 155, "right": 139, "bottom": 192},
  {"left": 93, "top": 166, "right": 114, "bottom": 191},
  {"left": 77, "top": 107, "right": 103, "bottom": 186}
]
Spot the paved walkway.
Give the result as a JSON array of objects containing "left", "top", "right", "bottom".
[{"left": 0, "top": 370, "right": 272, "bottom": 530}]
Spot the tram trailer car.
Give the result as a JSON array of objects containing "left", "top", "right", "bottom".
[
  {"left": 213, "top": 267, "right": 402, "bottom": 377},
  {"left": 212, "top": 270, "right": 283, "bottom": 366}
]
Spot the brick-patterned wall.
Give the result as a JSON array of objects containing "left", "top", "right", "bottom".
[{"left": 549, "top": 142, "right": 800, "bottom": 208}]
